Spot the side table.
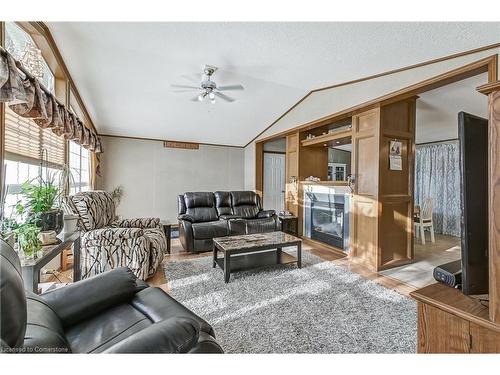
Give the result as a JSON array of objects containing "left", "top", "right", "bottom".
[
  {"left": 20, "top": 231, "right": 81, "bottom": 294},
  {"left": 277, "top": 215, "right": 299, "bottom": 236},
  {"left": 160, "top": 221, "right": 172, "bottom": 254}
]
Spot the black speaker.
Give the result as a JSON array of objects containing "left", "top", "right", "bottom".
[{"left": 433, "top": 260, "right": 462, "bottom": 288}]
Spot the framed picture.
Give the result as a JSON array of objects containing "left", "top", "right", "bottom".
[{"left": 389, "top": 140, "right": 402, "bottom": 170}]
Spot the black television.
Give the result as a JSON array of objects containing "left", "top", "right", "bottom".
[{"left": 458, "top": 111, "right": 489, "bottom": 295}]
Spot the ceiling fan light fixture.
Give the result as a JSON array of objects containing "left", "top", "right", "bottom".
[{"left": 173, "top": 65, "right": 243, "bottom": 103}]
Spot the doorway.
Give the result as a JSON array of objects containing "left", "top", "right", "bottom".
[
  {"left": 263, "top": 153, "right": 285, "bottom": 213},
  {"left": 262, "top": 138, "right": 286, "bottom": 213},
  {"left": 380, "top": 73, "right": 489, "bottom": 288}
]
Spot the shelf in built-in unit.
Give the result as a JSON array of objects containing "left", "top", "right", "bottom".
[
  {"left": 300, "top": 181, "right": 349, "bottom": 186},
  {"left": 301, "top": 129, "right": 352, "bottom": 147}
]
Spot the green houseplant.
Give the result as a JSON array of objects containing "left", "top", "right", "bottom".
[
  {"left": 0, "top": 217, "right": 19, "bottom": 248},
  {"left": 16, "top": 175, "right": 64, "bottom": 234},
  {"left": 13, "top": 223, "right": 42, "bottom": 259}
]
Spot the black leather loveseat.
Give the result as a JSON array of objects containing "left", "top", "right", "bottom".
[
  {"left": 178, "top": 191, "right": 279, "bottom": 253},
  {"left": 0, "top": 239, "right": 223, "bottom": 354}
]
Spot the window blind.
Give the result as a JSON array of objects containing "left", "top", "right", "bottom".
[{"left": 4, "top": 106, "right": 66, "bottom": 168}]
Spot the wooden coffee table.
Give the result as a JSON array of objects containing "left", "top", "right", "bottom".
[{"left": 212, "top": 231, "right": 302, "bottom": 283}]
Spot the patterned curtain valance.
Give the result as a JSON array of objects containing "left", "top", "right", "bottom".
[{"left": 0, "top": 47, "right": 103, "bottom": 169}]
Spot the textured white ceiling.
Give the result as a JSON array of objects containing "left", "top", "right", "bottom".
[{"left": 46, "top": 22, "right": 500, "bottom": 146}]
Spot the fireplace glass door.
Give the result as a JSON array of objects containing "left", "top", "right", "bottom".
[{"left": 311, "top": 201, "right": 344, "bottom": 248}]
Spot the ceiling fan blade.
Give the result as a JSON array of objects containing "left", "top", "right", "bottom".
[
  {"left": 217, "top": 84, "right": 244, "bottom": 91},
  {"left": 214, "top": 91, "right": 235, "bottom": 102},
  {"left": 190, "top": 95, "right": 201, "bottom": 102},
  {"left": 181, "top": 74, "right": 201, "bottom": 85},
  {"left": 171, "top": 84, "right": 200, "bottom": 90},
  {"left": 173, "top": 89, "right": 197, "bottom": 93}
]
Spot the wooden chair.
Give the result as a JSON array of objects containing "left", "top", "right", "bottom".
[{"left": 414, "top": 198, "right": 435, "bottom": 245}]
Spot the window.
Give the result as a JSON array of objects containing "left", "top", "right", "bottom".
[
  {"left": 69, "top": 141, "right": 90, "bottom": 194},
  {"left": 4, "top": 22, "right": 64, "bottom": 167},
  {"left": 3, "top": 161, "right": 61, "bottom": 219},
  {"left": 2, "top": 23, "right": 64, "bottom": 218},
  {"left": 5, "top": 22, "right": 54, "bottom": 91},
  {"left": 4, "top": 107, "right": 66, "bottom": 167}
]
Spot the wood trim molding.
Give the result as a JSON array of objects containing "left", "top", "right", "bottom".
[
  {"left": 411, "top": 284, "right": 500, "bottom": 334},
  {"left": 262, "top": 150, "right": 286, "bottom": 155},
  {"left": 100, "top": 133, "right": 244, "bottom": 149},
  {"left": 489, "top": 90, "right": 500, "bottom": 324},
  {"left": 255, "top": 142, "right": 263, "bottom": 197},
  {"left": 476, "top": 79, "right": 500, "bottom": 323},
  {"left": 247, "top": 45, "right": 500, "bottom": 147},
  {"left": 477, "top": 80, "right": 500, "bottom": 95},
  {"left": 255, "top": 55, "right": 497, "bottom": 146}
]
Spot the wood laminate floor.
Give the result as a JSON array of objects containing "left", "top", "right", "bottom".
[{"left": 380, "top": 233, "right": 461, "bottom": 289}]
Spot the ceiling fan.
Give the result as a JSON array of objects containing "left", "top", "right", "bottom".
[{"left": 171, "top": 65, "right": 244, "bottom": 103}]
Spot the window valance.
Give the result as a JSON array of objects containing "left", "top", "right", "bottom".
[{"left": 0, "top": 47, "right": 103, "bottom": 169}]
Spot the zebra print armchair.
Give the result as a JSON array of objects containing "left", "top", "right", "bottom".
[{"left": 69, "top": 191, "right": 166, "bottom": 280}]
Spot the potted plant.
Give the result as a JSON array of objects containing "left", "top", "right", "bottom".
[
  {"left": 111, "top": 185, "right": 124, "bottom": 206},
  {"left": 0, "top": 217, "right": 19, "bottom": 248},
  {"left": 17, "top": 175, "right": 64, "bottom": 234},
  {"left": 13, "top": 223, "right": 42, "bottom": 260},
  {"left": 57, "top": 164, "right": 79, "bottom": 234}
]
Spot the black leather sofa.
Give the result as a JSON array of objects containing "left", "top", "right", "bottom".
[
  {"left": 178, "top": 191, "right": 279, "bottom": 252},
  {"left": 0, "top": 239, "right": 223, "bottom": 353}
]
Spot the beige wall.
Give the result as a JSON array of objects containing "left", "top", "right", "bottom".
[
  {"left": 97, "top": 137, "right": 245, "bottom": 223},
  {"left": 244, "top": 47, "right": 500, "bottom": 189}
]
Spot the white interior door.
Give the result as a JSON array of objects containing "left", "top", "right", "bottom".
[{"left": 263, "top": 153, "right": 285, "bottom": 213}]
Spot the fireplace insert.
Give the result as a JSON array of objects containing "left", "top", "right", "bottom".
[
  {"left": 303, "top": 191, "right": 350, "bottom": 251},
  {"left": 311, "top": 200, "right": 345, "bottom": 248}
]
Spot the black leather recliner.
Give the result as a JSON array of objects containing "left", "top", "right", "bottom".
[
  {"left": 0, "top": 239, "right": 223, "bottom": 354},
  {"left": 178, "top": 191, "right": 279, "bottom": 253}
]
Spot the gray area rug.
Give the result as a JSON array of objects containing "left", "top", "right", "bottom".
[{"left": 164, "top": 249, "right": 417, "bottom": 353}]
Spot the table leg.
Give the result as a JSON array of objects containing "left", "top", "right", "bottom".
[
  {"left": 277, "top": 247, "right": 282, "bottom": 263},
  {"left": 166, "top": 226, "right": 171, "bottom": 254},
  {"left": 297, "top": 242, "right": 302, "bottom": 269},
  {"left": 213, "top": 244, "right": 217, "bottom": 268},
  {"left": 73, "top": 236, "right": 81, "bottom": 282},
  {"left": 224, "top": 253, "right": 231, "bottom": 283},
  {"left": 22, "top": 266, "right": 37, "bottom": 293}
]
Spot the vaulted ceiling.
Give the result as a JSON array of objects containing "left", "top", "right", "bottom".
[
  {"left": 46, "top": 22, "right": 500, "bottom": 146},
  {"left": 416, "top": 73, "right": 488, "bottom": 144}
]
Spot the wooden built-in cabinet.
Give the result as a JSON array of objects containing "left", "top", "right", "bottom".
[
  {"left": 350, "top": 98, "right": 416, "bottom": 271},
  {"left": 412, "top": 284, "right": 500, "bottom": 353},
  {"left": 282, "top": 96, "right": 417, "bottom": 260},
  {"left": 285, "top": 133, "right": 299, "bottom": 217},
  {"left": 285, "top": 131, "right": 328, "bottom": 236}
]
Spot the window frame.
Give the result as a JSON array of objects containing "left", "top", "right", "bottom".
[
  {"left": 69, "top": 140, "right": 90, "bottom": 194},
  {"left": 1, "top": 21, "right": 98, "bottom": 205}
]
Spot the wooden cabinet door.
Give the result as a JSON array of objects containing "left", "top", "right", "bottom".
[
  {"left": 417, "top": 303, "right": 470, "bottom": 353},
  {"left": 285, "top": 134, "right": 299, "bottom": 216},
  {"left": 351, "top": 108, "right": 380, "bottom": 270},
  {"left": 470, "top": 323, "right": 500, "bottom": 353}
]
